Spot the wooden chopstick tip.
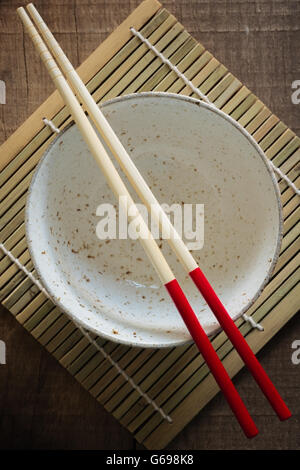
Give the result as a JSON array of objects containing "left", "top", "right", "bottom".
[
  {"left": 16, "top": 6, "right": 31, "bottom": 25},
  {"left": 16, "top": 7, "right": 31, "bottom": 32},
  {"left": 16, "top": 7, "right": 30, "bottom": 32},
  {"left": 27, "top": 3, "right": 39, "bottom": 17},
  {"left": 16, "top": 6, "right": 25, "bottom": 16},
  {"left": 16, "top": 3, "right": 34, "bottom": 18},
  {"left": 16, "top": 6, "right": 39, "bottom": 34}
]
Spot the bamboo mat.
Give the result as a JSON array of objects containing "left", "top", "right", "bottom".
[{"left": 0, "top": 0, "right": 299, "bottom": 449}]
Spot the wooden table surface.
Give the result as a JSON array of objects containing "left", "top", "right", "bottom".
[{"left": 0, "top": 0, "right": 299, "bottom": 450}]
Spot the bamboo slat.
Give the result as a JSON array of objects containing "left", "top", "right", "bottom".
[{"left": 38, "top": 315, "right": 70, "bottom": 346}]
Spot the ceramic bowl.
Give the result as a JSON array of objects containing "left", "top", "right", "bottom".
[{"left": 26, "top": 92, "right": 282, "bottom": 347}]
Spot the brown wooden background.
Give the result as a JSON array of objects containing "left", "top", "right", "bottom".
[{"left": 0, "top": 0, "right": 299, "bottom": 450}]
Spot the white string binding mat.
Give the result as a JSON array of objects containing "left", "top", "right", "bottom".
[
  {"left": 268, "top": 160, "right": 300, "bottom": 196},
  {"left": 43, "top": 117, "right": 60, "bottom": 134},
  {"left": 130, "top": 27, "right": 211, "bottom": 105},
  {"left": 0, "top": 242, "right": 172, "bottom": 424},
  {"left": 242, "top": 314, "right": 264, "bottom": 331}
]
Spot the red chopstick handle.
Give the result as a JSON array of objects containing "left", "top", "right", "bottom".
[
  {"left": 189, "top": 267, "right": 291, "bottom": 421},
  {"left": 165, "top": 278, "right": 258, "bottom": 439}
]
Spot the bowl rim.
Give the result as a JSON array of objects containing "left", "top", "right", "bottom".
[{"left": 25, "top": 91, "right": 283, "bottom": 348}]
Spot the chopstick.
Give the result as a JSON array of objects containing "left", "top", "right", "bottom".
[
  {"left": 17, "top": 6, "right": 259, "bottom": 438},
  {"left": 25, "top": 3, "right": 291, "bottom": 422}
]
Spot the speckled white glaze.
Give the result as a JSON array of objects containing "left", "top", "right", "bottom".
[{"left": 26, "top": 93, "right": 282, "bottom": 348}]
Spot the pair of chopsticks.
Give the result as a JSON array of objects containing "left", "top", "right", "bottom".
[{"left": 17, "top": 4, "right": 291, "bottom": 437}]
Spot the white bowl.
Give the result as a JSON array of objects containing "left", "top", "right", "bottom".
[{"left": 26, "top": 93, "right": 282, "bottom": 348}]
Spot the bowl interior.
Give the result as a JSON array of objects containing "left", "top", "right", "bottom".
[{"left": 26, "top": 93, "right": 281, "bottom": 347}]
